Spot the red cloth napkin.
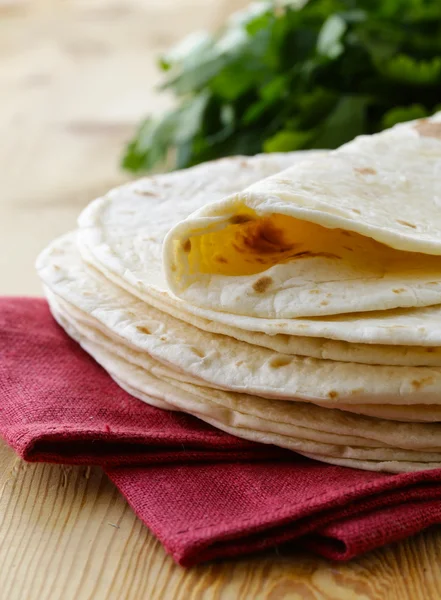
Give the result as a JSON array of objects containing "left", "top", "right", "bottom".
[{"left": 2, "top": 297, "right": 441, "bottom": 567}]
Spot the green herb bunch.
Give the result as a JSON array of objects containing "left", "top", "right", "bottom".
[{"left": 122, "top": 0, "right": 441, "bottom": 173}]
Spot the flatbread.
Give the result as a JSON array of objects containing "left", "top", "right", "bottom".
[
  {"left": 164, "top": 113, "right": 441, "bottom": 318},
  {"left": 47, "top": 296, "right": 441, "bottom": 473},
  {"left": 76, "top": 144, "right": 441, "bottom": 346},
  {"left": 36, "top": 233, "right": 441, "bottom": 408}
]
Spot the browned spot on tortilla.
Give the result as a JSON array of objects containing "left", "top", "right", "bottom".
[
  {"left": 428, "top": 281, "right": 440, "bottom": 285},
  {"left": 190, "top": 347, "right": 205, "bottom": 358},
  {"left": 328, "top": 390, "right": 338, "bottom": 399},
  {"left": 343, "top": 246, "right": 354, "bottom": 252},
  {"left": 136, "top": 325, "right": 151, "bottom": 335},
  {"left": 253, "top": 276, "right": 273, "bottom": 293},
  {"left": 239, "top": 219, "right": 296, "bottom": 254},
  {"left": 53, "top": 265, "right": 60, "bottom": 271},
  {"left": 341, "top": 231, "right": 352, "bottom": 237},
  {"left": 160, "top": 335, "right": 167, "bottom": 341},
  {"left": 412, "top": 376, "right": 435, "bottom": 390},
  {"left": 351, "top": 388, "right": 364, "bottom": 395},
  {"left": 170, "top": 263, "right": 177, "bottom": 272},
  {"left": 320, "top": 300, "right": 329, "bottom": 306},
  {"left": 392, "top": 288, "right": 406, "bottom": 293},
  {"left": 270, "top": 356, "right": 292, "bottom": 369},
  {"left": 426, "top": 347, "right": 436, "bottom": 353},
  {"left": 290, "top": 251, "right": 341, "bottom": 260},
  {"left": 256, "top": 258, "right": 267, "bottom": 264},
  {"left": 236, "top": 360, "right": 244, "bottom": 367},
  {"left": 134, "top": 189, "right": 159, "bottom": 197},
  {"left": 351, "top": 208, "right": 361, "bottom": 215},
  {"left": 414, "top": 120, "right": 441, "bottom": 140},
  {"left": 354, "top": 167, "right": 377, "bottom": 175},
  {"left": 397, "top": 219, "right": 417, "bottom": 229},
  {"left": 182, "top": 239, "right": 191, "bottom": 253},
  {"left": 230, "top": 214, "right": 255, "bottom": 225},
  {"left": 309, "top": 289, "right": 320, "bottom": 294},
  {"left": 214, "top": 255, "right": 228, "bottom": 264}
]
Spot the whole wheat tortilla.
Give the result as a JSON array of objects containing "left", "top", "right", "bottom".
[
  {"left": 164, "top": 113, "right": 441, "bottom": 318},
  {"left": 47, "top": 296, "right": 441, "bottom": 473},
  {"left": 37, "top": 233, "right": 441, "bottom": 408},
  {"left": 76, "top": 142, "right": 441, "bottom": 346}
]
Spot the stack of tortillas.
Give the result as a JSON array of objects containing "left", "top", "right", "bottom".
[{"left": 37, "top": 112, "right": 441, "bottom": 473}]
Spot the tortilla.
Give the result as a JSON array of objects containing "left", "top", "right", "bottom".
[
  {"left": 47, "top": 296, "right": 441, "bottom": 473},
  {"left": 36, "top": 233, "right": 441, "bottom": 408},
  {"left": 76, "top": 141, "right": 441, "bottom": 346},
  {"left": 164, "top": 113, "right": 441, "bottom": 318}
]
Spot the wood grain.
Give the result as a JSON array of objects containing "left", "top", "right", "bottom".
[
  {"left": 1, "top": 1, "right": 441, "bottom": 598},
  {"left": 2, "top": 438, "right": 441, "bottom": 600}
]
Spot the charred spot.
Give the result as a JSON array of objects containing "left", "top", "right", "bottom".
[
  {"left": 426, "top": 347, "right": 436, "bottom": 353},
  {"left": 239, "top": 219, "right": 296, "bottom": 254},
  {"left": 343, "top": 246, "right": 354, "bottom": 252},
  {"left": 214, "top": 255, "right": 228, "bottom": 264},
  {"left": 411, "top": 376, "right": 435, "bottom": 390},
  {"left": 269, "top": 356, "right": 292, "bottom": 369},
  {"left": 252, "top": 276, "right": 273, "bottom": 293},
  {"left": 229, "top": 214, "right": 255, "bottom": 225},
  {"left": 328, "top": 390, "right": 338, "bottom": 399},
  {"left": 182, "top": 239, "right": 192, "bottom": 253},
  {"left": 396, "top": 219, "right": 417, "bottom": 229},
  {"left": 136, "top": 325, "right": 151, "bottom": 335},
  {"left": 354, "top": 167, "right": 376, "bottom": 175},
  {"left": 134, "top": 189, "right": 159, "bottom": 197},
  {"left": 414, "top": 120, "right": 441, "bottom": 140}
]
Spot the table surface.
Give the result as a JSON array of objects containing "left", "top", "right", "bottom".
[{"left": 1, "top": 1, "right": 441, "bottom": 598}]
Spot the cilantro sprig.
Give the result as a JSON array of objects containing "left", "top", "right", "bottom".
[{"left": 122, "top": 0, "right": 441, "bottom": 173}]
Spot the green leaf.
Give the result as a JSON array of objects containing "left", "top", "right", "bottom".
[
  {"left": 123, "top": 0, "right": 441, "bottom": 173},
  {"left": 174, "top": 93, "right": 210, "bottom": 143},
  {"left": 311, "top": 95, "right": 368, "bottom": 149},
  {"left": 159, "top": 31, "right": 213, "bottom": 71},
  {"left": 381, "top": 104, "right": 428, "bottom": 129},
  {"left": 264, "top": 129, "right": 313, "bottom": 152},
  {"left": 316, "top": 14, "right": 347, "bottom": 59},
  {"left": 377, "top": 55, "right": 441, "bottom": 86}
]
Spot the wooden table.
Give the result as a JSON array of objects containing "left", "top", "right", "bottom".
[{"left": 1, "top": 1, "right": 440, "bottom": 598}]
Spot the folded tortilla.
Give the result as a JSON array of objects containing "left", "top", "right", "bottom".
[
  {"left": 77, "top": 140, "right": 441, "bottom": 346},
  {"left": 36, "top": 233, "right": 441, "bottom": 410},
  {"left": 164, "top": 113, "right": 441, "bottom": 318}
]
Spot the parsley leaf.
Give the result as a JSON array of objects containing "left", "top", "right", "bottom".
[{"left": 123, "top": 0, "right": 441, "bottom": 173}]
